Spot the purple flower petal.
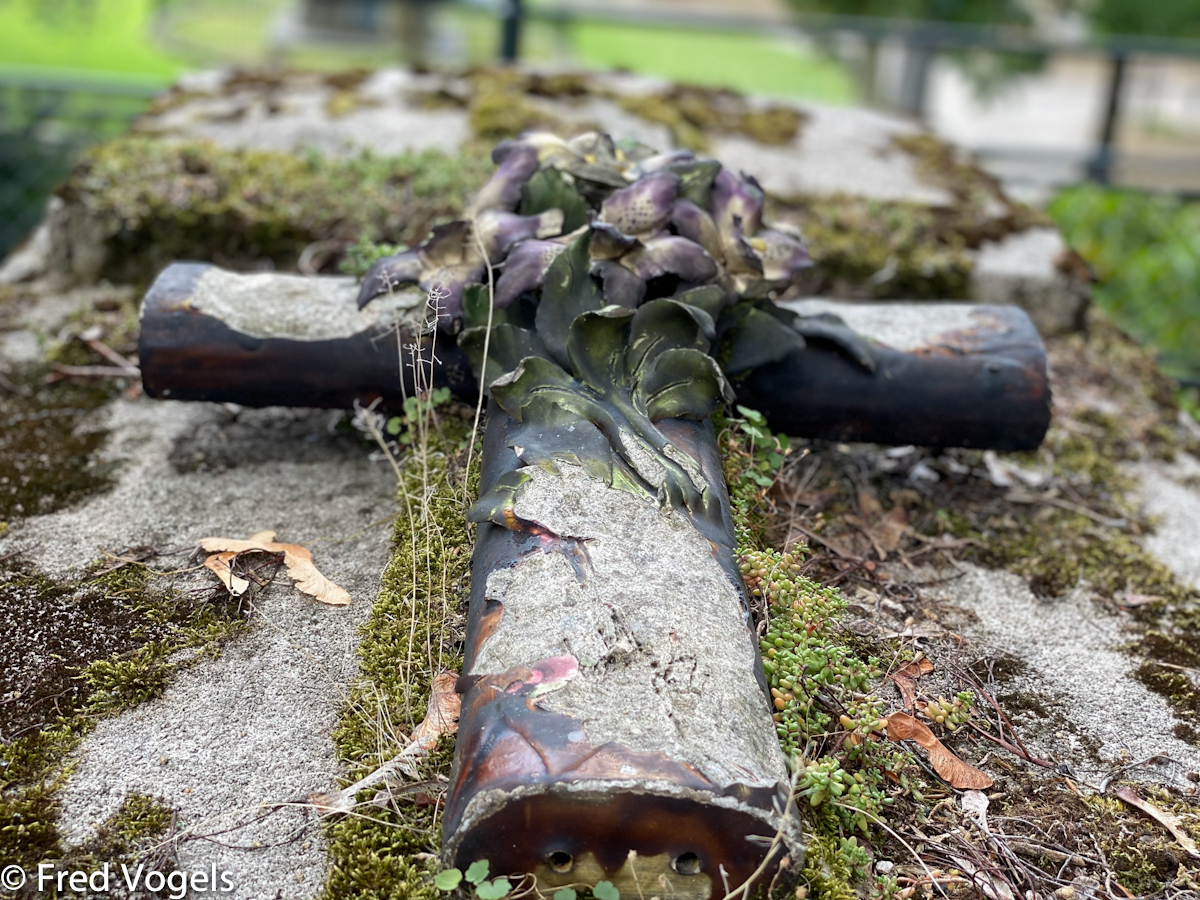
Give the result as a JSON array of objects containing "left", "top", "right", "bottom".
[
  {"left": 669, "top": 199, "right": 723, "bottom": 260},
  {"left": 592, "top": 260, "right": 646, "bottom": 308},
  {"left": 466, "top": 140, "right": 540, "bottom": 216},
  {"left": 599, "top": 171, "right": 679, "bottom": 236},
  {"left": 421, "top": 220, "right": 473, "bottom": 267},
  {"left": 752, "top": 228, "right": 813, "bottom": 282},
  {"left": 588, "top": 221, "right": 640, "bottom": 260},
  {"left": 494, "top": 239, "right": 567, "bottom": 307},
  {"left": 710, "top": 167, "right": 764, "bottom": 237},
  {"left": 357, "top": 249, "right": 424, "bottom": 308},
  {"left": 624, "top": 236, "right": 718, "bottom": 282},
  {"left": 475, "top": 209, "right": 565, "bottom": 262},
  {"left": 717, "top": 213, "right": 764, "bottom": 278}
]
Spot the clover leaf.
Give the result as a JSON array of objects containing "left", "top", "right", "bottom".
[
  {"left": 465, "top": 860, "right": 490, "bottom": 885},
  {"left": 433, "top": 869, "right": 463, "bottom": 891},
  {"left": 475, "top": 877, "right": 512, "bottom": 899}
]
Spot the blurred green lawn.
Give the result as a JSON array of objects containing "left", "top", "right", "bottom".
[
  {"left": 0, "top": 0, "right": 180, "bottom": 80},
  {"left": 568, "top": 21, "right": 855, "bottom": 103},
  {"left": 0, "top": 0, "right": 855, "bottom": 104}
]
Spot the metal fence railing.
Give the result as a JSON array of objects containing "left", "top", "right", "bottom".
[
  {"left": 0, "top": 70, "right": 162, "bottom": 258},
  {"left": 491, "top": 3, "right": 1200, "bottom": 193}
]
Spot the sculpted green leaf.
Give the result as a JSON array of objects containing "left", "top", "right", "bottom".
[
  {"left": 723, "top": 305, "right": 806, "bottom": 375},
  {"left": 566, "top": 306, "right": 635, "bottom": 393},
  {"left": 670, "top": 158, "right": 722, "bottom": 207},
  {"left": 519, "top": 168, "right": 590, "bottom": 232},
  {"left": 627, "top": 299, "right": 715, "bottom": 378},
  {"left": 490, "top": 356, "right": 594, "bottom": 423},
  {"left": 460, "top": 324, "right": 547, "bottom": 390},
  {"left": 534, "top": 235, "right": 602, "bottom": 369},
  {"left": 636, "top": 348, "right": 733, "bottom": 422},
  {"left": 461, "top": 284, "right": 490, "bottom": 330},
  {"left": 671, "top": 284, "right": 731, "bottom": 321},
  {"left": 791, "top": 312, "right": 879, "bottom": 373}
]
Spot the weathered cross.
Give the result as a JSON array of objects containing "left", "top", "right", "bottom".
[{"left": 138, "top": 131, "right": 1050, "bottom": 899}]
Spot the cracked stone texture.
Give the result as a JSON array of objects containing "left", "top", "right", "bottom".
[
  {"left": 1137, "top": 449, "right": 1200, "bottom": 592},
  {"left": 5, "top": 390, "right": 396, "bottom": 898},
  {"left": 922, "top": 564, "right": 1200, "bottom": 784},
  {"left": 475, "top": 463, "right": 787, "bottom": 789}
]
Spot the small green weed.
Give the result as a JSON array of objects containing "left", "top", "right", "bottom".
[{"left": 721, "top": 409, "right": 922, "bottom": 894}]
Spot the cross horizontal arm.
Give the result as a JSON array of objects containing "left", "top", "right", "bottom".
[{"left": 139, "top": 263, "right": 1050, "bottom": 450}]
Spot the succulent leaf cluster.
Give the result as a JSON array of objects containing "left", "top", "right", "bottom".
[{"left": 357, "top": 131, "right": 877, "bottom": 520}]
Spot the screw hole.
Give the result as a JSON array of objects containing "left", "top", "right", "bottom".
[
  {"left": 546, "top": 851, "right": 573, "bottom": 874},
  {"left": 673, "top": 852, "right": 701, "bottom": 876}
]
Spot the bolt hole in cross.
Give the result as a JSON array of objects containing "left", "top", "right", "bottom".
[{"left": 673, "top": 852, "right": 702, "bottom": 875}]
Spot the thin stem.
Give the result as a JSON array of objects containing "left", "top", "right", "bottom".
[{"left": 465, "top": 222, "right": 495, "bottom": 500}]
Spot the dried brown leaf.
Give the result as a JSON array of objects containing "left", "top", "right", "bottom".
[
  {"left": 400, "top": 672, "right": 461, "bottom": 760},
  {"left": 203, "top": 551, "right": 250, "bottom": 596},
  {"left": 200, "top": 531, "right": 351, "bottom": 606},
  {"left": 309, "top": 670, "right": 462, "bottom": 815},
  {"left": 893, "top": 674, "right": 918, "bottom": 711},
  {"left": 886, "top": 712, "right": 993, "bottom": 789},
  {"left": 889, "top": 658, "right": 933, "bottom": 711},
  {"left": 876, "top": 506, "right": 909, "bottom": 553},
  {"left": 895, "top": 658, "right": 935, "bottom": 679},
  {"left": 1117, "top": 591, "right": 1161, "bottom": 608},
  {"left": 847, "top": 498, "right": 909, "bottom": 558},
  {"left": 1114, "top": 786, "right": 1200, "bottom": 859},
  {"left": 857, "top": 488, "right": 884, "bottom": 519}
]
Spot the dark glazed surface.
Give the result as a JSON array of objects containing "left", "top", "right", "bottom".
[
  {"left": 444, "top": 406, "right": 789, "bottom": 895},
  {"left": 138, "top": 263, "right": 475, "bottom": 409},
  {"left": 736, "top": 305, "right": 1051, "bottom": 450},
  {"left": 140, "top": 265, "right": 1050, "bottom": 449}
]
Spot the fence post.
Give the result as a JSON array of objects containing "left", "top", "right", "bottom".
[
  {"left": 500, "top": 0, "right": 523, "bottom": 62},
  {"left": 1086, "top": 51, "right": 1127, "bottom": 184},
  {"left": 897, "top": 38, "right": 934, "bottom": 118}
]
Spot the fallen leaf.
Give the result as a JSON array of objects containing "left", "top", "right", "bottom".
[
  {"left": 1114, "top": 786, "right": 1200, "bottom": 859},
  {"left": 310, "top": 671, "right": 461, "bottom": 814},
  {"left": 984, "top": 450, "right": 1050, "bottom": 490},
  {"left": 200, "top": 530, "right": 351, "bottom": 606},
  {"left": 203, "top": 551, "right": 250, "bottom": 596},
  {"left": 886, "top": 712, "right": 993, "bottom": 790},
  {"left": 1117, "top": 591, "right": 1161, "bottom": 608},
  {"left": 895, "top": 658, "right": 935, "bottom": 679},
  {"left": 847, "top": 493, "right": 909, "bottom": 559},
  {"left": 398, "top": 672, "right": 461, "bottom": 761},
  {"left": 947, "top": 853, "right": 1014, "bottom": 900},
  {"left": 889, "top": 658, "right": 934, "bottom": 711},
  {"left": 858, "top": 489, "right": 884, "bottom": 519}
]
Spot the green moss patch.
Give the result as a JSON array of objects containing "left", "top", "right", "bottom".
[
  {"left": 0, "top": 365, "right": 120, "bottom": 522},
  {"left": 321, "top": 404, "right": 477, "bottom": 900},
  {"left": 0, "top": 557, "right": 248, "bottom": 874},
  {"left": 615, "top": 84, "right": 806, "bottom": 152},
  {"left": 57, "top": 137, "right": 491, "bottom": 285},
  {"left": 762, "top": 134, "right": 1048, "bottom": 300}
]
